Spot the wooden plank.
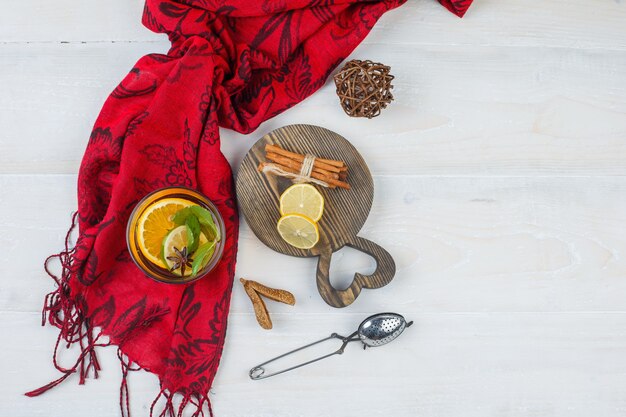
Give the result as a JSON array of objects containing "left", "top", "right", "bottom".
[
  {"left": 4, "top": 174, "right": 626, "bottom": 314},
  {"left": 218, "top": 312, "right": 626, "bottom": 417},
  {"left": 3, "top": 2, "right": 625, "bottom": 417},
  {"left": 1, "top": 43, "right": 626, "bottom": 176},
  {"left": 6, "top": 311, "right": 626, "bottom": 416},
  {"left": 0, "top": 42, "right": 164, "bottom": 175},
  {"left": 1, "top": 0, "right": 625, "bottom": 50},
  {"left": 0, "top": 0, "right": 162, "bottom": 43},
  {"left": 368, "top": 0, "right": 626, "bottom": 50}
]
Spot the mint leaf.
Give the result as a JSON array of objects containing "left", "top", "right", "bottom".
[
  {"left": 185, "top": 215, "right": 201, "bottom": 253},
  {"left": 190, "top": 206, "right": 220, "bottom": 241},
  {"left": 191, "top": 241, "right": 216, "bottom": 277},
  {"left": 172, "top": 207, "right": 194, "bottom": 226},
  {"left": 184, "top": 224, "right": 195, "bottom": 254},
  {"left": 198, "top": 224, "right": 215, "bottom": 243}
]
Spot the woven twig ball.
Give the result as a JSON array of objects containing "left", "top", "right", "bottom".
[{"left": 333, "top": 59, "right": 394, "bottom": 119}]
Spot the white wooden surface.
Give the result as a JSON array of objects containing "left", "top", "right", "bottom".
[{"left": 2, "top": 1, "right": 626, "bottom": 416}]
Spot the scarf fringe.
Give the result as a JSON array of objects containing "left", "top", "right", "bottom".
[
  {"left": 26, "top": 213, "right": 108, "bottom": 397},
  {"left": 119, "top": 349, "right": 142, "bottom": 417},
  {"left": 27, "top": 213, "right": 213, "bottom": 417},
  {"left": 150, "top": 389, "right": 214, "bottom": 417}
]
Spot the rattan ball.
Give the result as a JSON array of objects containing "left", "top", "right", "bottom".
[{"left": 333, "top": 59, "right": 394, "bottom": 119}]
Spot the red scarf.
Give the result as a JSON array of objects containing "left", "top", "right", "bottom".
[{"left": 28, "top": 1, "right": 471, "bottom": 415}]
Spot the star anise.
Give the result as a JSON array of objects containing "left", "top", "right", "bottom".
[{"left": 167, "top": 246, "right": 193, "bottom": 276}]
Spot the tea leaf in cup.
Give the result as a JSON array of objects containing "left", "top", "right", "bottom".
[
  {"left": 172, "top": 207, "right": 194, "bottom": 225},
  {"left": 190, "top": 206, "right": 220, "bottom": 241},
  {"left": 185, "top": 215, "right": 201, "bottom": 253},
  {"left": 191, "top": 241, "right": 217, "bottom": 277}
]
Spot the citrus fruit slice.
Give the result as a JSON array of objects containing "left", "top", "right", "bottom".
[
  {"left": 276, "top": 213, "right": 319, "bottom": 249},
  {"left": 162, "top": 225, "right": 193, "bottom": 276},
  {"left": 136, "top": 198, "right": 194, "bottom": 267},
  {"left": 279, "top": 184, "right": 324, "bottom": 222}
]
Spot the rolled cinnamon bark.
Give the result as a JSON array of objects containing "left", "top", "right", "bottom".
[
  {"left": 266, "top": 152, "right": 339, "bottom": 179},
  {"left": 258, "top": 162, "right": 350, "bottom": 190},
  {"left": 258, "top": 162, "right": 338, "bottom": 188},
  {"left": 265, "top": 144, "right": 344, "bottom": 173}
]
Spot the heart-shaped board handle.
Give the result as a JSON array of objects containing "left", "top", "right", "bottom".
[{"left": 316, "top": 235, "right": 396, "bottom": 308}]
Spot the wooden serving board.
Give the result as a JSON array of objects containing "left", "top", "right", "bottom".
[{"left": 236, "top": 124, "right": 395, "bottom": 308}]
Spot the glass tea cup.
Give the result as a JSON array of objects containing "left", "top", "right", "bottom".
[{"left": 126, "top": 187, "right": 225, "bottom": 284}]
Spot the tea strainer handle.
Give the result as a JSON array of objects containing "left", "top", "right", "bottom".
[{"left": 249, "top": 331, "right": 359, "bottom": 380}]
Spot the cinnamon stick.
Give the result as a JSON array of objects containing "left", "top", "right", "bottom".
[
  {"left": 265, "top": 144, "right": 344, "bottom": 173},
  {"left": 266, "top": 143, "right": 345, "bottom": 167},
  {"left": 258, "top": 162, "right": 337, "bottom": 188},
  {"left": 322, "top": 175, "right": 350, "bottom": 190},
  {"left": 266, "top": 152, "right": 339, "bottom": 179},
  {"left": 261, "top": 159, "right": 344, "bottom": 189},
  {"left": 258, "top": 162, "right": 351, "bottom": 190}
]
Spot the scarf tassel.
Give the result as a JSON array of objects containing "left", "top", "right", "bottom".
[
  {"left": 150, "top": 388, "right": 213, "bottom": 417},
  {"left": 27, "top": 213, "right": 187, "bottom": 417},
  {"left": 26, "top": 213, "right": 106, "bottom": 397}
]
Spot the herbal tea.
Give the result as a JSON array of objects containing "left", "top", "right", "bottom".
[{"left": 127, "top": 187, "right": 225, "bottom": 283}]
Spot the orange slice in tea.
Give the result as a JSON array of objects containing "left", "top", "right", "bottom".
[{"left": 136, "top": 197, "right": 194, "bottom": 267}]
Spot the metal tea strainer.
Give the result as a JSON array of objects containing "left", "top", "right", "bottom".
[{"left": 249, "top": 312, "right": 413, "bottom": 380}]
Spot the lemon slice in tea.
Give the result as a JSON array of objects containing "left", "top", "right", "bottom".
[
  {"left": 279, "top": 183, "right": 324, "bottom": 222},
  {"left": 276, "top": 213, "right": 319, "bottom": 249},
  {"left": 136, "top": 198, "right": 194, "bottom": 266},
  {"left": 162, "top": 225, "right": 193, "bottom": 276}
]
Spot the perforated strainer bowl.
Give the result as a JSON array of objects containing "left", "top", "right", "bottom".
[
  {"left": 249, "top": 312, "right": 413, "bottom": 380},
  {"left": 358, "top": 313, "right": 409, "bottom": 347}
]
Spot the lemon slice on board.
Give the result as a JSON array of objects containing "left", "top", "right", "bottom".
[
  {"left": 276, "top": 213, "right": 319, "bottom": 249},
  {"left": 279, "top": 184, "right": 324, "bottom": 222},
  {"left": 136, "top": 198, "right": 194, "bottom": 267}
]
